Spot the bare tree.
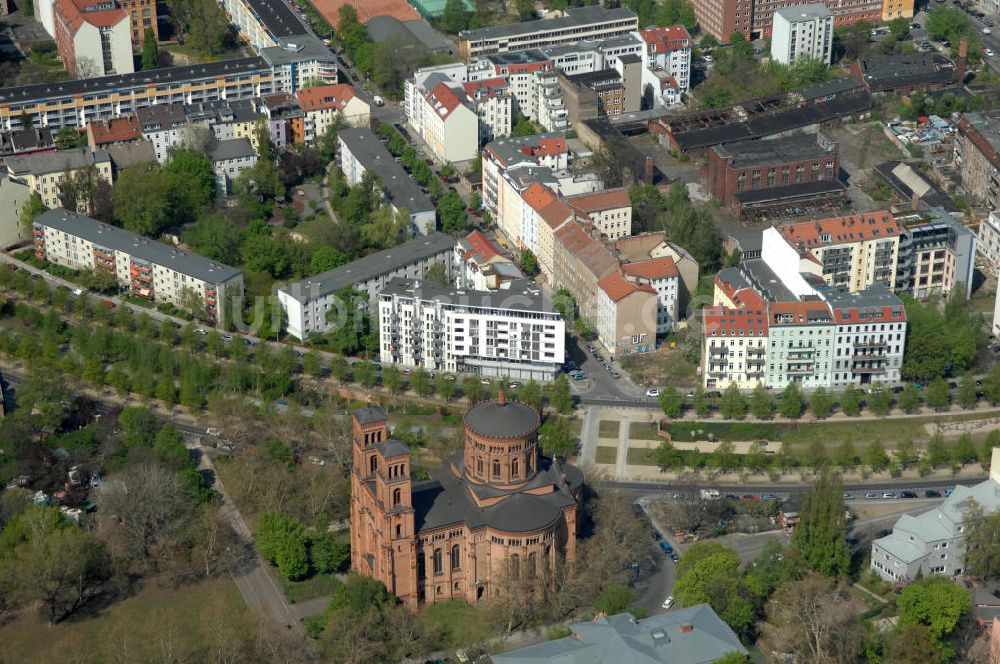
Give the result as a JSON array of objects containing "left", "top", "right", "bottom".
[{"left": 760, "top": 573, "right": 867, "bottom": 664}]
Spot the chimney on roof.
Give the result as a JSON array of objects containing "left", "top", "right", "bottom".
[
  {"left": 680, "top": 624, "right": 693, "bottom": 634},
  {"left": 644, "top": 156, "right": 653, "bottom": 184}
]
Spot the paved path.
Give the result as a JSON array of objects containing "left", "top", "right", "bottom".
[
  {"left": 579, "top": 404, "right": 599, "bottom": 465},
  {"left": 289, "top": 594, "right": 333, "bottom": 620},
  {"left": 615, "top": 410, "right": 631, "bottom": 481}
]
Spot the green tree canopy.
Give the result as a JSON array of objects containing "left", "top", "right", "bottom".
[
  {"left": 897, "top": 576, "right": 969, "bottom": 640},
  {"left": 791, "top": 471, "right": 849, "bottom": 577}
]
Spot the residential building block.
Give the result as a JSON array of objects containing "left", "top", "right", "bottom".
[{"left": 770, "top": 3, "right": 834, "bottom": 65}]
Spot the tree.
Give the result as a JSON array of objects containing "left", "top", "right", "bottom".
[
  {"left": 958, "top": 373, "right": 978, "bottom": 409},
  {"left": 833, "top": 439, "right": 856, "bottom": 470},
  {"left": 839, "top": 386, "right": 862, "bottom": 416},
  {"left": 899, "top": 383, "right": 922, "bottom": 414},
  {"left": 19, "top": 192, "right": 47, "bottom": 237},
  {"left": 778, "top": 383, "right": 804, "bottom": 419},
  {"left": 423, "top": 261, "right": 449, "bottom": 286},
  {"left": 440, "top": 0, "right": 470, "bottom": 32},
  {"left": 355, "top": 360, "right": 376, "bottom": 387},
  {"left": 517, "top": 380, "right": 541, "bottom": 410},
  {"left": 410, "top": 368, "right": 432, "bottom": 397},
  {"left": 518, "top": 249, "right": 538, "bottom": 275},
  {"left": 256, "top": 512, "right": 310, "bottom": 580},
  {"left": 809, "top": 387, "right": 833, "bottom": 419},
  {"left": 311, "top": 533, "right": 350, "bottom": 574},
  {"left": 652, "top": 440, "right": 683, "bottom": 470},
  {"left": 692, "top": 386, "right": 711, "bottom": 418},
  {"left": 659, "top": 386, "right": 684, "bottom": 418},
  {"left": 538, "top": 416, "right": 575, "bottom": 458},
  {"left": 435, "top": 374, "right": 456, "bottom": 401},
  {"left": 896, "top": 576, "right": 969, "bottom": 640},
  {"left": 511, "top": 117, "right": 538, "bottom": 137},
  {"left": 113, "top": 164, "right": 170, "bottom": 235},
  {"left": 382, "top": 365, "right": 403, "bottom": 393},
  {"left": 719, "top": 384, "right": 746, "bottom": 420},
  {"left": 182, "top": 213, "right": 241, "bottom": 265},
  {"left": 962, "top": 502, "right": 1000, "bottom": 580},
  {"left": 594, "top": 584, "right": 636, "bottom": 615},
  {"left": 761, "top": 573, "right": 867, "bottom": 664},
  {"left": 886, "top": 623, "right": 947, "bottom": 664},
  {"left": 894, "top": 437, "right": 918, "bottom": 465},
  {"left": 868, "top": 384, "right": 892, "bottom": 416},
  {"left": 791, "top": 471, "right": 849, "bottom": 577},
  {"left": 864, "top": 439, "right": 889, "bottom": 471},
  {"left": 926, "top": 4, "right": 971, "bottom": 42},
  {"left": 55, "top": 127, "right": 84, "bottom": 150},
  {"left": 437, "top": 191, "right": 467, "bottom": 234},
  {"left": 926, "top": 376, "right": 950, "bottom": 411},
  {"left": 750, "top": 384, "right": 773, "bottom": 420},
  {"left": 165, "top": 148, "right": 216, "bottom": 204},
  {"left": 548, "top": 374, "right": 573, "bottom": 414},
  {"left": 141, "top": 27, "right": 159, "bottom": 69},
  {"left": 926, "top": 431, "right": 949, "bottom": 467},
  {"left": 672, "top": 542, "right": 754, "bottom": 635}
]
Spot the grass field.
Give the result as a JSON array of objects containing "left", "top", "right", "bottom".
[
  {"left": 281, "top": 570, "right": 343, "bottom": 604},
  {"left": 596, "top": 446, "right": 618, "bottom": 464},
  {"left": 423, "top": 600, "right": 495, "bottom": 649},
  {"left": 628, "top": 421, "right": 660, "bottom": 440},
  {"left": 598, "top": 420, "right": 620, "bottom": 438},
  {"left": 627, "top": 447, "right": 657, "bottom": 466},
  {"left": 0, "top": 577, "right": 253, "bottom": 662}
]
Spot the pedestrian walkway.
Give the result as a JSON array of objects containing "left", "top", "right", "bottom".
[{"left": 615, "top": 411, "right": 631, "bottom": 480}]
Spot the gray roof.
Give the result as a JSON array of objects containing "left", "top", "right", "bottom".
[
  {"left": 732, "top": 179, "right": 847, "bottom": 205},
  {"left": 34, "top": 208, "right": 243, "bottom": 285},
  {"left": 774, "top": 2, "right": 832, "bottom": 21},
  {"left": 874, "top": 535, "right": 926, "bottom": 564},
  {"left": 484, "top": 132, "right": 567, "bottom": 167},
  {"left": 616, "top": 53, "right": 641, "bottom": 64},
  {"left": 5, "top": 147, "right": 110, "bottom": 177},
  {"left": 107, "top": 141, "right": 157, "bottom": 170},
  {"left": 260, "top": 34, "right": 337, "bottom": 66},
  {"left": 464, "top": 397, "right": 540, "bottom": 439},
  {"left": 366, "top": 15, "right": 454, "bottom": 54},
  {"left": 741, "top": 257, "right": 797, "bottom": 303},
  {"left": 459, "top": 6, "right": 636, "bottom": 42},
  {"left": 564, "top": 68, "right": 622, "bottom": 90},
  {"left": 353, "top": 406, "right": 387, "bottom": 425},
  {"left": 0, "top": 58, "right": 269, "bottom": 106},
  {"left": 960, "top": 111, "right": 1000, "bottom": 158},
  {"left": 796, "top": 76, "right": 863, "bottom": 101},
  {"left": 713, "top": 133, "right": 835, "bottom": 168},
  {"left": 411, "top": 451, "right": 581, "bottom": 533},
  {"left": 376, "top": 439, "right": 411, "bottom": 457},
  {"left": 136, "top": 102, "right": 187, "bottom": 131},
  {"left": 380, "top": 278, "right": 556, "bottom": 315},
  {"left": 492, "top": 605, "right": 747, "bottom": 664},
  {"left": 210, "top": 137, "right": 256, "bottom": 162},
  {"left": 818, "top": 283, "right": 905, "bottom": 312},
  {"left": 857, "top": 54, "right": 956, "bottom": 91},
  {"left": 337, "top": 127, "right": 435, "bottom": 216},
  {"left": 242, "top": 0, "right": 306, "bottom": 38},
  {"left": 279, "top": 232, "right": 455, "bottom": 303}
]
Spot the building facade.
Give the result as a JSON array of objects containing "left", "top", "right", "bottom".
[
  {"left": 295, "top": 83, "right": 370, "bottom": 142},
  {"left": 378, "top": 279, "right": 565, "bottom": 381},
  {"left": 349, "top": 401, "right": 582, "bottom": 607},
  {"left": 210, "top": 137, "right": 257, "bottom": 195},
  {"left": 955, "top": 111, "right": 1000, "bottom": 212},
  {"left": 454, "top": 230, "right": 524, "bottom": 291},
  {"left": 457, "top": 7, "right": 639, "bottom": 60},
  {"left": 277, "top": 233, "right": 455, "bottom": 340},
  {"left": 405, "top": 76, "right": 480, "bottom": 163},
  {"left": 871, "top": 448, "right": 1000, "bottom": 583},
  {"left": 595, "top": 270, "right": 657, "bottom": 358},
  {"left": 692, "top": 0, "right": 886, "bottom": 41},
  {"left": 770, "top": 3, "right": 834, "bottom": 66},
  {"left": 564, "top": 188, "right": 632, "bottom": 241},
  {"left": 33, "top": 208, "right": 243, "bottom": 323},
  {"left": 53, "top": 0, "right": 134, "bottom": 78},
  {"left": 4, "top": 147, "right": 113, "bottom": 210},
  {"left": 979, "top": 211, "right": 1000, "bottom": 268},
  {"left": 636, "top": 26, "right": 691, "bottom": 106}
]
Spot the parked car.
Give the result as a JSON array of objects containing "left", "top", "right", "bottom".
[
  {"left": 480, "top": 377, "right": 491, "bottom": 385},
  {"left": 864, "top": 492, "right": 879, "bottom": 499},
  {"left": 944, "top": 488, "right": 953, "bottom": 497},
  {"left": 195, "top": 328, "right": 208, "bottom": 335},
  {"left": 882, "top": 492, "right": 898, "bottom": 499},
  {"left": 900, "top": 491, "right": 918, "bottom": 499},
  {"left": 761, "top": 493, "right": 777, "bottom": 501},
  {"left": 659, "top": 541, "right": 673, "bottom": 553},
  {"left": 846, "top": 536, "right": 860, "bottom": 546},
  {"left": 661, "top": 595, "right": 675, "bottom": 610},
  {"left": 646, "top": 388, "right": 661, "bottom": 398},
  {"left": 610, "top": 371, "right": 621, "bottom": 379},
  {"left": 925, "top": 490, "right": 942, "bottom": 498},
  {"left": 844, "top": 492, "right": 855, "bottom": 500}
]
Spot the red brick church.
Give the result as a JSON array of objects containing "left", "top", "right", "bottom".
[{"left": 349, "top": 393, "right": 583, "bottom": 607}]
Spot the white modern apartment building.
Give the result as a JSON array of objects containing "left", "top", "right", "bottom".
[
  {"left": 978, "top": 211, "right": 1000, "bottom": 268},
  {"left": 871, "top": 448, "right": 1000, "bottom": 583},
  {"left": 277, "top": 233, "right": 455, "bottom": 340},
  {"left": 636, "top": 26, "right": 691, "bottom": 106},
  {"left": 378, "top": 278, "right": 565, "bottom": 381},
  {"left": 770, "top": 3, "right": 834, "bottom": 66},
  {"left": 33, "top": 208, "right": 243, "bottom": 324},
  {"left": 338, "top": 127, "right": 437, "bottom": 236},
  {"left": 405, "top": 74, "right": 479, "bottom": 163}
]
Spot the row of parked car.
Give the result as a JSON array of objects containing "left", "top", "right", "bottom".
[{"left": 844, "top": 488, "right": 951, "bottom": 500}]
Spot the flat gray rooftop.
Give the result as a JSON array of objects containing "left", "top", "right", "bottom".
[
  {"left": 338, "top": 127, "right": 435, "bottom": 217},
  {"left": 459, "top": 6, "right": 636, "bottom": 43},
  {"left": 713, "top": 133, "right": 834, "bottom": 167},
  {"left": 35, "top": 209, "right": 242, "bottom": 284},
  {"left": 381, "top": 277, "right": 556, "bottom": 314},
  {"left": 775, "top": 2, "right": 832, "bottom": 21}
]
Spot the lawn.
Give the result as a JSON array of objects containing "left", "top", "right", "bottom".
[
  {"left": 628, "top": 421, "right": 660, "bottom": 440},
  {"left": 668, "top": 421, "right": 779, "bottom": 442},
  {"left": 622, "top": 348, "right": 698, "bottom": 388},
  {"left": 281, "top": 570, "right": 344, "bottom": 604},
  {"left": 627, "top": 447, "right": 657, "bottom": 466},
  {"left": 0, "top": 577, "right": 253, "bottom": 662},
  {"left": 423, "top": 600, "right": 495, "bottom": 649},
  {"left": 596, "top": 446, "right": 618, "bottom": 464},
  {"left": 598, "top": 420, "right": 620, "bottom": 438}
]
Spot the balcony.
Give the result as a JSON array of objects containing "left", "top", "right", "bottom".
[
  {"left": 852, "top": 365, "right": 886, "bottom": 374},
  {"left": 854, "top": 340, "right": 887, "bottom": 349},
  {"left": 709, "top": 346, "right": 728, "bottom": 356},
  {"left": 787, "top": 365, "right": 814, "bottom": 374}
]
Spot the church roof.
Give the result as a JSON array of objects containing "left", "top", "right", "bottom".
[{"left": 464, "top": 398, "right": 539, "bottom": 439}]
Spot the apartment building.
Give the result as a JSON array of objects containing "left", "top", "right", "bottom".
[
  {"left": 824, "top": 286, "right": 907, "bottom": 388},
  {"left": 558, "top": 69, "right": 626, "bottom": 124},
  {"left": 595, "top": 271, "right": 657, "bottom": 358},
  {"left": 123, "top": 0, "right": 156, "bottom": 45},
  {"left": 692, "top": 0, "right": 885, "bottom": 41},
  {"left": 277, "top": 233, "right": 455, "bottom": 340},
  {"left": 765, "top": 300, "right": 835, "bottom": 390},
  {"left": 615, "top": 233, "right": 700, "bottom": 314},
  {"left": 481, "top": 132, "right": 569, "bottom": 222},
  {"left": 295, "top": 84, "right": 370, "bottom": 143},
  {"left": 457, "top": 6, "right": 639, "bottom": 60},
  {"left": 521, "top": 181, "right": 573, "bottom": 278},
  {"left": 136, "top": 103, "right": 192, "bottom": 163},
  {"left": 461, "top": 77, "right": 512, "bottom": 144},
  {"left": 770, "top": 4, "right": 834, "bottom": 66},
  {"left": 218, "top": 0, "right": 306, "bottom": 52},
  {"left": 337, "top": 127, "right": 436, "bottom": 236},
  {"left": 871, "top": 449, "right": 1000, "bottom": 583},
  {"left": 86, "top": 115, "right": 141, "bottom": 150},
  {"left": 704, "top": 133, "right": 842, "bottom": 218},
  {"left": 702, "top": 303, "right": 770, "bottom": 390},
  {"left": 54, "top": 0, "right": 134, "bottom": 78},
  {"left": 894, "top": 210, "right": 976, "bottom": 299},
  {"left": 621, "top": 257, "right": 680, "bottom": 334},
  {"left": 955, "top": 111, "right": 1000, "bottom": 212},
  {"left": 636, "top": 26, "right": 691, "bottom": 106},
  {"left": 406, "top": 75, "right": 479, "bottom": 163},
  {"left": 378, "top": 278, "right": 565, "bottom": 381},
  {"left": 259, "top": 35, "right": 339, "bottom": 93},
  {"left": 564, "top": 188, "right": 632, "bottom": 241},
  {"left": 551, "top": 219, "right": 619, "bottom": 322},
  {"left": 4, "top": 147, "right": 112, "bottom": 210},
  {"left": 775, "top": 212, "right": 901, "bottom": 293},
  {"left": 979, "top": 211, "right": 1000, "bottom": 268},
  {"left": 454, "top": 231, "right": 524, "bottom": 291},
  {"left": 210, "top": 138, "right": 257, "bottom": 196},
  {"left": 33, "top": 208, "right": 243, "bottom": 323}
]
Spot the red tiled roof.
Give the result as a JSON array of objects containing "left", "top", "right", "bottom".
[
  {"left": 463, "top": 77, "right": 508, "bottom": 100},
  {"left": 640, "top": 26, "right": 691, "bottom": 53},
  {"left": 296, "top": 84, "right": 362, "bottom": 112},
  {"left": 87, "top": 116, "right": 140, "bottom": 145},
  {"left": 769, "top": 300, "right": 833, "bottom": 325},
  {"left": 831, "top": 305, "right": 907, "bottom": 324},
  {"left": 778, "top": 212, "right": 898, "bottom": 249},
  {"left": 714, "top": 272, "right": 765, "bottom": 309},
  {"left": 55, "top": 0, "right": 126, "bottom": 33},
  {"left": 428, "top": 82, "right": 464, "bottom": 120},
  {"left": 598, "top": 271, "right": 655, "bottom": 302},
  {"left": 461, "top": 230, "right": 503, "bottom": 262},
  {"left": 702, "top": 306, "right": 769, "bottom": 335},
  {"left": 622, "top": 256, "right": 678, "bottom": 280},
  {"left": 523, "top": 181, "right": 574, "bottom": 229},
  {"left": 566, "top": 187, "right": 631, "bottom": 214},
  {"left": 526, "top": 137, "right": 567, "bottom": 157}
]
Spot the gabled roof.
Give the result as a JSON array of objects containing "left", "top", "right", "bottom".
[
  {"left": 565, "top": 187, "right": 631, "bottom": 214},
  {"left": 778, "top": 212, "right": 898, "bottom": 249},
  {"left": 555, "top": 220, "right": 619, "bottom": 279},
  {"left": 87, "top": 116, "right": 141, "bottom": 145},
  {"left": 522, "top": 182, "right": 572, "bottom": 229},
  {"left": 598, "top": 271, "right": 655, "bottom": 302},
  {"left": 702, "top": 305, "right": 768, "bottom": 335},
  {"left": 54, "top": 0, "right": 126, "bottom": 34},
  {"left": 639, "top": 25, "right": 690, "bottom": 53},
  {"left": 458, "top": 230, "right": 504, "bottom": 264},
  {"left": 622, "top": 256, "right": 678, "bottom": 280},
  {"left": 427, "top": 82, "right": 466, "bottom": 120},
  {"left": 296, "top": 84, "right": 365, "bottom": 112},
  {"left": 462, "top": 77, "right": 509, "bottom": 100}
]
